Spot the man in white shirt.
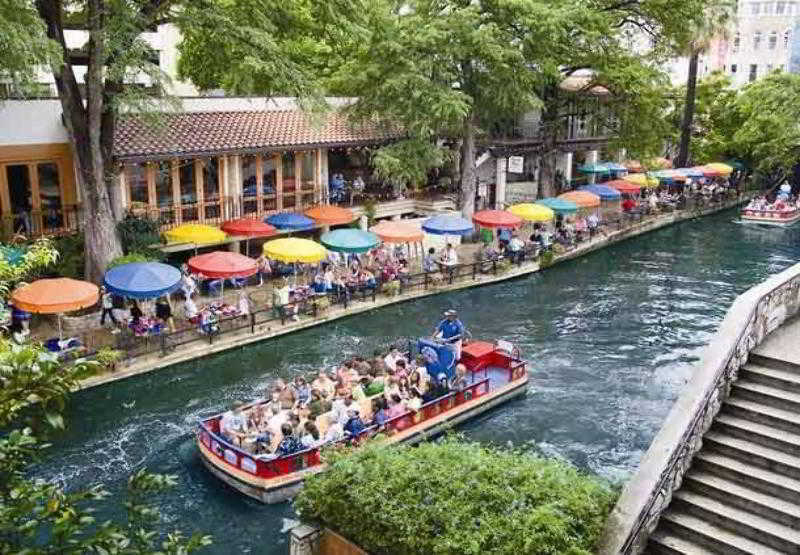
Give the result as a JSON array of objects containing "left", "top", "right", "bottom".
[
  {"left": 183, "top": 295, "right": 199, "bottom": 320},
  {"left": 384, "top": 344, "right": 407, "bottom": 372},
  {"left": 331, "top": 395, "right": 356, "bottom": 427},
  {"left": 508, "top": 234, "right": 524, "bottom": 263},
  {"left": 220, "top": 401, "right": 247, "bottom": 445},
  {"left": 441, "top": 243, "right": 458, "bottom": 267}
]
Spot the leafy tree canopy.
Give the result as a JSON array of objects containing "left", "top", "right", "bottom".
[{"left": 295, "top": 437, "right": 617, "bottom": 555}]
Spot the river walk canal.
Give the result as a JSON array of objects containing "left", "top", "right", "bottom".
[{"left": 34, "top": 208, "right": 800, "bottom": 553}]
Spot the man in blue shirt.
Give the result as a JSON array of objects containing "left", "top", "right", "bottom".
[{"left": 434, "top": 309, "right": 467, "bottom": 360}]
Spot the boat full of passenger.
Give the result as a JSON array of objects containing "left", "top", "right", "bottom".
[
  {"left": 740, "top": 194, "right": 800, "bottom": 226},
  {"left": 196, "top": 314, "right": 529, "bottom": 504}
]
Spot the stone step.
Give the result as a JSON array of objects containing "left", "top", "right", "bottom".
[
  {"left": 684, "top": 470, "right": 800, "bottom": 528},
  {"left": 695, "top": 451, "right": 800, "bottom": 504},
  {"left": 672, "top": 490, "right": 800, "bottom": 553},
  {"left": 705, "top": 431, "right": 800, "bottom": 480},
  {"left": 658, "top": 509, "right": 783, "bottom": 555},
  {"left": 749, "top": 352, "right": 800, "bottom": 375},
  {"left": 714, "top": 413, "right": 800, "bottom": 456},
  {"left": 646, "top": 529, "right": 715, "bottom": 555},
  {"left": 741, "top": 363, "right": 800, "bottom": 393},
  {"left": 723, "top": 397, "right": 800, "bottom": 436},
  {"left": 731, "top": 379, "right": 800, "bottom": 413}
]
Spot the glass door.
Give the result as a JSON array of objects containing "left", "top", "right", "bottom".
[
  {"left": 201, "top": 158, "right": 221, "bottom": 222},
  {"left": 241, "top": 154, "right": 258, "bottom": 216},
  {"left": 37, "top": 163, "right": 63, "bottom": 231},
  {"left": 154, "top": 161, "right": 175, "bottom": 226},
  {"left": 6, "top": 165, "right": 33, "bottom": 234},
  {"left": 179, "top": 159, "right": 198, "bottom": 223}
]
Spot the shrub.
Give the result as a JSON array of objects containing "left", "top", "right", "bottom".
[
  {"left": 539, "top": 250, "right": 555, "bottom": 268},
  {"left": 495, "top": 259, "right": 512, "bottom": 274},
  {"left": 106, "top": 252, "right": 156, "bottom": 271},
  {"left": 93, "top": 347, "right": 123, "bottom": 370},
  {"left": 50, "top": 235, "right": 85, "bottom": 279},
  {"left": 117, "top": 211, "right": 162, "bottom": 254},
  {"left": 382, "top": 280, "right": 400, "bottom": 296},
  {"left": 295, "top": 438, "right": 617, "bottom": 555}
]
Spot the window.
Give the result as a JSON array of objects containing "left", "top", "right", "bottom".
[
  {"left": 764, "top": 1, "right": 774, "bottom": 13},
  {"left": 299, "top": 151, "right": 316, "bottom": 191},
  {"left": 731, "top": 63, "right": 738, "bottom": 74},
  {"left": 733, "top": 32, "right": 740, "bottom": 52},
  {"left": 785, "top": 28, "right": 792, "bottom": 48},
  {"left": 769, "top": 31, "right": 778, "bottom": 49},
  {"left": 126, "top": 164, "right": 149, "bottom": 207},
  {"left": 241, "top": 154, "right": 258, "bottom": 215},
  {"left": 767, "top": 63, "right": 774, "bottom": 72},
  {"left": 751, "top": 2, "right": 761, "bottom": 14},
  {"left": 6, "top": 165, "right": 32, "bottom": 233},
  {"left": 153, "top": 161, "right": 174, "bottom": 225},
  {"left": 754, "top": 31, "right": 762, "bottom": 49},
  {"left": 262, "top": 155, "right": 276, "bottom": 196},
  {"left": 282, "top": 152, "right": 296, "bottom": 193},
  {"left": 777, "top": 0, "right": 786, "bottom": 13},
  {"left": 37, "top": 163, "right": 63, "bottom": 230},
  {"left": 749, "top": 63, "right": 758, "bottom": 81},
  {"left": 178, "top": 159, "right": 197, "bottom": 222},
  {"left": 201, "top": 158, "right": 220, "bottom": 220}
]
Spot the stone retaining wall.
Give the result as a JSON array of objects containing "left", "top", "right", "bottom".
[{"left": 598, "top": 261, "right": 800, "bottom": 554}]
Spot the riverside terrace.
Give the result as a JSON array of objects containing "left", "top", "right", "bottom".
[{"left": 56, "top": 188, "right": 752, "bottom": 392}]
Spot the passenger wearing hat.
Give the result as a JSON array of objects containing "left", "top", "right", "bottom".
[{"left": 434, "top": 309, "right": 467, "bottom": 360}]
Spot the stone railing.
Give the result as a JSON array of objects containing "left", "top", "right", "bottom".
[{"left": 598, "top": 261, "right": 800, "bottom": 554}]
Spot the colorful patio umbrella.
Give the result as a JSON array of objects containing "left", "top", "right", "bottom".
[
  {"left": 580, "top": 184, "right": 621, "bottom": 200},
  {"left": 369, "top": 221, "right": 424, "bottom": 244},
  {"left": 577, "top": 163, "right": 609, "bottom": 174},
  {"left": 103, "top": 262, "right": 181, "bottom": 300},
  {"left": 623, "top": 173, "right": 659, "bottom": 188},
  {"left": 508, "top": 203, "right": 555, "bottom": 222},
  {"left": 648, "top": 157, "right": 673, "bottom": 169},
  {"left": 623, "top": 160, "right": 644, "bottom": 172},
  {"left": 422, "top": 214, "right": 474, "bottom": 236},
  {"left": 163, "top": 224, "right": 226, "bottom": 245},
  {"left": 558, "top": 191, "right": 601, "bottom": 208},
  {"left": 320, "top": 229, "right": 381, "bottom": 254},
  {"left": 600, "top": 161, "right": 627, "bottom": 173},
  {"left": 705, "top": 162, "right": 734, "bottom": 175},
  {"left": 305, "top": 205, "right": 356, "bottom": 226},
  {"left": 606, "top": 180, "right": 641, "bottom": 195},
  {"left": 266, "top": 212, "right": 315, "bottom": 231},
  {"left": 675, "top": 168, "right": 705, "bottom": 178},
  {"left": 12, "top": 278, "right": 99, "bottom": 339},
  {"left": 725, "top": 159, "right": 745, "bottom": 171},
  {"left": 221, "top": 219, "right": 277, "bottom": 237},
  {"left": 472, "top": 209, "right": 523, "bottom": 229},
  {"left": 263, "top": 238, "right": 327, "bottom": 264},
  {"left": 652, "top": 170, "right": 687, "bottom": 183},
  {"left": 535, "top": 198, "right": 579, "bottom": 214},
  {"left": 188, "top": 251, "right": 258, "bottom": 279},
  {"left": 694, "top": 166, "right": 722, "bottom": 178}
]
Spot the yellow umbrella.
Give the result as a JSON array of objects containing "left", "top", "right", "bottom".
[
  {"left": 508, "top": 203, "right": 555, "bottom": 222},
  {"left": 705, "top": 162, "right": 733, "bottom": 175},
  {"left": 164, "top": 224, "right": 227, "bottom": 244},
  {"left": 263, "top": 238, "right": 327, "bottom": 264},
  {"left": 623, "top": 173, "right": 659, "bottom": 188}
]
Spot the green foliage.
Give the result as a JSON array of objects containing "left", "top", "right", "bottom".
[
  {"left": 362, "top": 197, "right": 377, "bottom": 228},
  {"left": 372, "top": 138, "right": 450, "bottom": 191},
  {"left": 92, "top": 347, "right": 123, "bottom": 369},
  {"left": 0, "top": 0, "right": 60, "bottom": 96},
  {"left": 296, "top": 438, "right": 616, "bottom": 555},
  {"left": 0, "top": 238, "right": 59, "bottom": 298},
  {"left": 107, "top": 252, "right": 158, "bottom": 271},
  {"left": 539, "top": 250, "right": 555, "bottom": 269},
  {"left": 50, "top": 235, "right": 85, "bottom": 280},
  {"left": 117, "top": 212, "right": 163, "bottom": 255},
  {"left": 0, "top": 338, "right": 212, "bottom": 553}
]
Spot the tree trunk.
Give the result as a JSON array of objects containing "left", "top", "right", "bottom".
[
  {"left": 537, "top": 151, "right": 559, "bottom": 198},
  {"left": 677, "top": 49, "right": 700, "bottom": 168},
  {"left": 37, "top": 0, "right": 123, "bottom": 284},
  {"left": 459, "top": 113, "right": 477, "bottom": 220}
]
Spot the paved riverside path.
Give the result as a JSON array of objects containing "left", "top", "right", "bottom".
[{"left": 646, "top": 317, "right": 800, "bottom": 554}]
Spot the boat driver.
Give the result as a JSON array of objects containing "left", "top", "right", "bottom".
[{"left": 433, "top": 309, "right": 469, "bottom": 360}]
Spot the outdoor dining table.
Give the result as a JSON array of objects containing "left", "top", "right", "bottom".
[{"left": 128, "top": 316, "right": 165, "bottom": 337}]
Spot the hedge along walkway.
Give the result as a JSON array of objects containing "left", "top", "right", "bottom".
[{"left": 78, "top": 196, "right": 748, "bottom": 392}]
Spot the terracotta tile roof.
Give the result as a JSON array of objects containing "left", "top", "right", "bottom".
[{"left": 113, "top": 110, "right": 398, "bottom": 160}]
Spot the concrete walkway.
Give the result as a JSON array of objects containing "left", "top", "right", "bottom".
[{"left": 752, "top": 317, "right": 800, "bottom": 368}]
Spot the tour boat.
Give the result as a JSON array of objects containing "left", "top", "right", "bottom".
[
  {"left": 196, "top": 338, "right": 529, "bottom": 503},
  {"left": 740, "top": 207, "right": 800, "bottom": 226}
]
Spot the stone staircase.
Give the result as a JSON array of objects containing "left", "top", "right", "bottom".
[{"left": 647, "top": 353, "right": 800, "bottom": 554}]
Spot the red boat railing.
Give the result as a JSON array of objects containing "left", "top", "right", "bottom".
[
  {"left": 743, "top": 208, "right": 799, "bottom": 220},
  {"left": 197, "top": 373, "right": 506, "bottom": 481}
]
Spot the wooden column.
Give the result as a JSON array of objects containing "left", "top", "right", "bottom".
[
  {"left": 147, "top": 163, "right": 157, "bottom": 209},
  {"left": 275, "top": 152, "right": 283, "bottom": 211},
  {"left": 171, "top": 159, "right": 181, "bottom": 224},
  {"left": 194, "top": 158, "right": 204, "bottom": 222},
  {"left": 295, "top": 151, "right": 302, "bottom": 208}
]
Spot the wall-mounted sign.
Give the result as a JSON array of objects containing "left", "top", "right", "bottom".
[{"left": 508, "top": 156, "right": 524, "bottom": 173}]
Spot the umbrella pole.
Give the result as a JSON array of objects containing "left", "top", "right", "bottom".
[
  {"left": 221, "top": 279, "right": 225, "bottom": 298},
  {"left": 58, "top": 313, "right": 63, "bottom": 341}
]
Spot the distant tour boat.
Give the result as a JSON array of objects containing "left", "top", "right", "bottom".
[
  {"left": 740, "top": 207, "right": 800, "bottom": 226},
  {"left": 196, "top": 338, "right": 529, "bottom": 503}
]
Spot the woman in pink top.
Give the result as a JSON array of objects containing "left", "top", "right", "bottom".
[{"left": 387, "top": 394, "right": 407, "bottom": 419}]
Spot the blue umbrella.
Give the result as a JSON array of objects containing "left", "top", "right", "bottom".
[
  {"left": 320, "top": 229, "right": 381, "bottom": 253},
  {"left": 422, "top": 214, "right": 474, "bottom": 236},
  {"left": 266, "top": 212, "right": 315, "bottom": 231},
  {"left": 580, "top": 184, "right": 621, "bottom": 201},
  {"left": 104, "top": 262, "right": 182, "bottom": 299},
  {"left": 600, "top": 161, "right": 627, "bottom": 174},
  {"left": 675, "top": 167, "right": 704, "bottom": 178},
  {"left": 536, "top": 198, "right": 579, "bottom": 214}
]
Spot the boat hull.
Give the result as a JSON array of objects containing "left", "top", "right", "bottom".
[
  {"left": 197, "top": 373, "right": 529, "bottom": 504},
  {"left": 740, "top": 210, "right": 800, "bottom": 226}
]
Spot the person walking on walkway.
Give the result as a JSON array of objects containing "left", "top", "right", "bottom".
[{"left": 100, "top": 286, "right": 119, "bottom": 333}]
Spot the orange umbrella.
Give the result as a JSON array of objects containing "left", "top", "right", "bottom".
[
  {"left": 12, "top": 278, "right": 100, "bottom": 339},
  {"left": 305, "top": 205, "right": 356, "bottom": 226},
  {"left": 12, "top": 278, "right": 99, "bottom": 313},
  {"left": 369, "top": 221, "right": 424, "bottom": 243},
  {"left": 623, "top": 160, "right": 643, "bottom": 172},
  {"left": 558, "top": 190, "right": 601, "bottom": 208},
  {"left": 472, "top": 209, "right": 523, "bottom": 229},
  {"left": 606, "top": 180, "right": 641, "bottom": 195}
]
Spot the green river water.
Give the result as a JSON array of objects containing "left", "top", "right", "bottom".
[{"left": 33, "top": 208, "right": 800, "bottom": 553}]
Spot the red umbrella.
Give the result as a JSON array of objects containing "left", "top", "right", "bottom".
[
  {"left": 606, "top": 180, "right": 641, "bottom": 195},
  {"left": 188, "top": 251, "right": 258, "bottom": 279},
  {"left": 221, "top": 219, "right": 277, "bottom": 237},
  {"left": 472, "top": 209, "right": 523, "bottom": 229}
]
